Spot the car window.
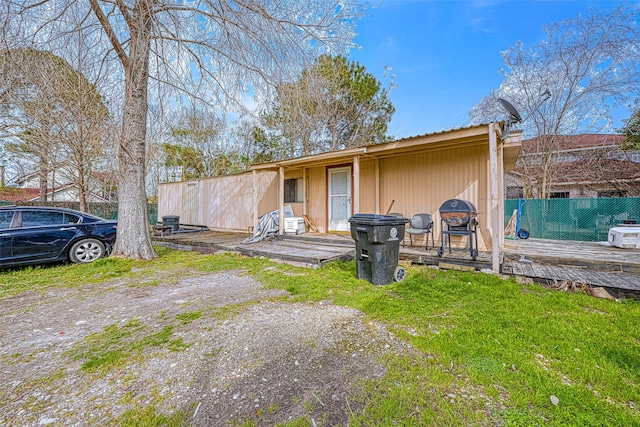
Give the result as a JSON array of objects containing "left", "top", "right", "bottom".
[
  {"left": 0, "top": 211, "right": 14, "bottom": 229},
  {"left": 21, "top": 211, "right": 66, "bottom": 227},
  {"left": 64, "top": 213, "right": 82, "bottom": 224}
]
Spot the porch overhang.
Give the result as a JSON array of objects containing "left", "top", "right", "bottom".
[{"left": 251, "top": 123, "right": 522, "bottom": 172}]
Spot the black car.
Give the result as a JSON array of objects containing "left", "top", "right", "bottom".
[{"left": 0, "top": 206, "right": 117, "bottom": 268}]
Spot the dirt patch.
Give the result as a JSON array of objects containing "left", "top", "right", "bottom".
[{"left": 0, "top": 269, "right": 412, "bottom": 426}]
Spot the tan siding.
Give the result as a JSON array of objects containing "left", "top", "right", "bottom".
[
  {"left": 307, "top": 166, "right": 327, "bottom": 232},
  {"left": 182, "top": 182, "right": 201, "bottom": 225},
  {"left": 217, "top": 175, "right": 252, "bottom": 230},
  {"left": 377, "top": 145, "right": 491, "bottom": 250},
  {"left": 158, "top": 171, "right": 278, "bottom": 232},
  {"left": 258, "top": 173, "right": 278, "bottom": 216},
  {"left": 284, "top": 170, "right": 302, "bottom": 180},
  {"left": 286, "top": 202, "right": 303, "bottom": 217},
  {"left": 298, "top": 144, "right": 493, "bottom": 246},
  {"left": 158, "top": 181, "right": 189, "bottom": 222},
  {"left": 358, "top": 158, "right": 377, "bottom": 213}
]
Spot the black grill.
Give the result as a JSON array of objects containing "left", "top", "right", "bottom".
[{"left": 437, "top": 199, "right": 479, "bottom": 260}]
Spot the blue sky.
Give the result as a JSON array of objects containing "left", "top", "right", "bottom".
[{"left": 348, "top": 0, "right": 632, "bottom": 139}]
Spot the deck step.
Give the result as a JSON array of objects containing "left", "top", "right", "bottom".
[
  {"left": 281, "top": 234, "right": 354, "bottom": 247},
  {"left": 401, "top": 252, "right": 493, "bottom": 272}
]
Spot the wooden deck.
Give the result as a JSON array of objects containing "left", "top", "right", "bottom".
[
  {"left": 502, "top": 238, "right": 640, "bottom": 298},
  {"left": 152, "top": 231, "right": 640, "bottom": 298},
  {"left": 152, "top": 231, "right": 355, "bottom": 265},
  {"left": 503, "top": 238, "right": 640, "bottom": 273}
]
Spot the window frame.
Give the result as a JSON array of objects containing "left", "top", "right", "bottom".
[{"left": 284, "top": 178, "right": 304, "bottom": 203}]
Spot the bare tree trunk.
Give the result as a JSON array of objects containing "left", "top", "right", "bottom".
[
  {"left": 37, "top": 156, "right": 47, "bottom": 202},
  {"left": 540, "top": 151, "right": 552, "bottom": 199},
  {"left": 36, "top": 120, "right": 53, "bottom": 202},
  {"left": 77, "top": 166, "right": 87, "bottom": 212},
  {"left": 111, "top": 0, "right": 156, "bottom": 260}
]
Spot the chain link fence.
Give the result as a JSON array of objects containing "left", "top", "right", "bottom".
[
  {"left": 505, "top": 197, "right": 640, "bottom": 242},
  {"left": 0, "top": 201, "right": 158, "bottom": 225}
]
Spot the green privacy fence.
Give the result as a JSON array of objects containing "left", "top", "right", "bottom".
[
  {"left": 0, "top": 201, "right": 159, "bottom": 225},
  {"left": 505, "top": 197, "right": 640, "bottom": 242}
]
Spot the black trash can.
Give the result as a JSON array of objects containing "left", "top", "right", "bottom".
[
  {"left": 162, "top": 215, "right": 180, "bottom": 232},
  {"left": 348, "top": 213, "right": 409, "bottom": 285}
]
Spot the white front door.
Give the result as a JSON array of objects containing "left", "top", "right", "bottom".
[{"left": 328, "top": 167, "right": 352, "bottom": 231}]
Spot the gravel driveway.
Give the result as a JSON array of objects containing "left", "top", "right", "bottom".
[{"left": 0, "top": 268, "right": 412, "bottom": 426}]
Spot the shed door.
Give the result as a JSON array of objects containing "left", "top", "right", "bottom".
[{"left": 328, "top": 167, "right": 351, "bottom": 231}]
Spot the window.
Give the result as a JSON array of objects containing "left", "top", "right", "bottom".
[
  {"left": 550, "top": 192, "right": 570, "bottom": 199},
  {"left": 64, "top": 213, "right": 82, "bottom": 224},
  {"left": 22, "top": 211, "right": 65, "bottom": 227},
  {"left": 284, "top": 178, "right": 304, "bottom": 203},
  {"left": 0, "top": 211, "right": 14, "bottom": 229},
  {"left": 20, "top": 211, "right": 81, "bottom": 227}
]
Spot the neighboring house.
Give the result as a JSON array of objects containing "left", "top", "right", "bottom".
[
  {"left": 505, "top": 134, "right": 640, "bottom": 199},
  {"left": 0, "top": 187, "right": 40, "bottom": 203},
  {"left": 158, "top": 123, "right": 523, "bottom": 271},
  {"left": 1, "top": 169, "right": 117, "bottom": 203}
]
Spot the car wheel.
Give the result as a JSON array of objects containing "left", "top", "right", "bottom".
[{"left": 69, "top": 238, "right": 106, "bottom": 264}]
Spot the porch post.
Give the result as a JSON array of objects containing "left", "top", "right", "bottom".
[
  {"left": 252, "top": 170, "right": 258, "bottom": 233},
  {"left": 489, "top": 123, "right": 501, "bottom": 274},
  {"left": 302, "top": 167, "right": 307, "bottom": 216},
  {"left": 353, "top": 155, "right": 360, "bottom": 214},
  {"left": 374, "top": 158, "right": 380, "bottom": 214},
  {"left": 279, "top": 166, "right": 285, "bottom": 235}
]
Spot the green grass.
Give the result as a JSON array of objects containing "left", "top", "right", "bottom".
[
  {"left": 254, "top": 261, "right": 640, "bottom": 426},
  {"left": 117, "top": 405, "right": 188, "bottom": 427},
  {"left": 66, "top": 316, "right": 197, "bottom": 372},
  {"left": 2, "top": 248, "right": 639, "bottom": 426},
  {"left": 65, "top": 307, "right": 200, "bottom": 372},
  {"left": 0, "top": 245, "right": 208, "bottom": 299},
  {"left": 175, "top": 310, "right": 203, "bottom": 324},
  {"left": 66, "top": 318, "right": 146, "bottom": 372}
]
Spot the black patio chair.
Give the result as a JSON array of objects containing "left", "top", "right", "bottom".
[{"left": 404, "top": 213, "right": 434, "bottom": 249}]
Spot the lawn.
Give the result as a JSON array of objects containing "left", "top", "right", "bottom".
[{"left": 1, "top": 248, "right": 638, "bottom": 426}]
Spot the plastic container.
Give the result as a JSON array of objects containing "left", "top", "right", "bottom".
[
  {"left": 348, "top": 213, "right": 409, "bottom": 285},
  {"left": 162, "top": 215, "right": 180, "bottom": 232},
  {"left": 284, "top": 217, "right": 306, "bottom": 235}
]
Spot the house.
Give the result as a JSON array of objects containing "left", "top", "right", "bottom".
[
  {"left": 158, "top": 123, "right": 523, "bottom": 272},
  {"left": 1, "top": 169, "right": 117, "bottom": 203},
  {"left": 0, "top": 187, "right": 41, "bottom": 203},
  {"left": 505, "top": 134, "right": 640, "bottom": 199}
]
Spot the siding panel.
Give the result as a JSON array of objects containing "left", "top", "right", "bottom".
[
  {"left": 157, "top": 181, "right": 184, "bottom": 222},
  {"left": 376, "top": 145, "right": 490, "bottom": 249},
  {"left": 182, "top": 182, "right": 200, "bottom": 225},
  {"left": 158, "top": 171, "right": 277, "bottom": 232},
  {"left": 359, "top": 158, "right": 377, "bottom": 213},
  {"left": 307, "top": 166, "right": 327, "bottom": 232}
]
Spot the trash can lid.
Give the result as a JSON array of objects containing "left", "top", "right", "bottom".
[{"left": 348, "top": 213, "right": 409, "bottom": 226}]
